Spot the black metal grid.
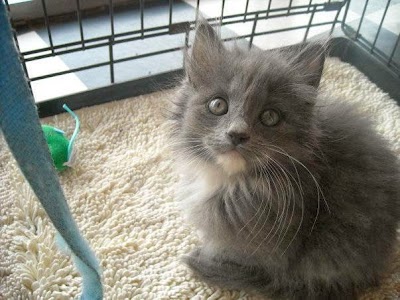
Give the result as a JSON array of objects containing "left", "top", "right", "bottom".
[
  {"left": 342, "top": 0, "right": 400, "bottom": 78},
  {"left": 6, "top": 0, "right": 346, "bottom": 86},
  {"left": 5, "top": 0, "right": 400, "bottom": 115}
]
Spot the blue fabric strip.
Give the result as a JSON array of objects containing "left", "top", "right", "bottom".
[{"left": 0, "top": 3, "right": 103, "bottom": 299}]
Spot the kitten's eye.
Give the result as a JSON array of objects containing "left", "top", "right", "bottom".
[
  {"left": 208, "top": 98, "right": 228, "bottom": 116},
  {"left": 260, "top": 109, "right": 280, "bottom": 126}
]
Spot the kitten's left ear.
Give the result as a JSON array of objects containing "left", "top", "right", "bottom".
[
  {"left": 185, "top": 18, "right": 225, "bottom": 87},
  {"left": 289, "top": 42, "right": 327, "bottom": 88},
  {"left": 191, "top": 18, "right": 224, "bottom": 63}
]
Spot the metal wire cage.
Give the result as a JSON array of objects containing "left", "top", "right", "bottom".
[{"left": 5, "top": 0, "right": 400, "bottom": 116}]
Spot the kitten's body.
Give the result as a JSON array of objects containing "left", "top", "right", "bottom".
[{"left": 169, "top": 20, "right": 400, "bottom": 299}]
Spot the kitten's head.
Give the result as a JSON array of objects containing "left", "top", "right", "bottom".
[{"left": 169, "top": 20, "right": 326, "bottom": 177}]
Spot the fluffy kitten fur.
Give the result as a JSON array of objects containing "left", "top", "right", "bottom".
[{"left": 168, "top": 20, "right": 400, "bottom": 299}]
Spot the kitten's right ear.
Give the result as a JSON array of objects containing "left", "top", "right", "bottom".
[
  {"left": 282, "top": 42, "right": 327, "bottom": 88},
  {"left": 185, "top": 18, "right": 225, "bottom": 87}
]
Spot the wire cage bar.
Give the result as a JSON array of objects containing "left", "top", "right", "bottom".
[
  {"left": 342, "top": 0, "right": 399, "bottom": 77},
  {"left": 5, "top": 0, "right": 400, "bottom": 116}
]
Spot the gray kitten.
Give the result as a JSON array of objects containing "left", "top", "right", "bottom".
[{"left": 168, "top": 20, "right": 400, "bottom": 299}]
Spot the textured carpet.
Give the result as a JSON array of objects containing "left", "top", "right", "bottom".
[{"left": 1, "top": 58, "right": 400, "bottom": 299}]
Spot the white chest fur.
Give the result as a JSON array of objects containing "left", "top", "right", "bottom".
[{"left": 177, "top": 163, "right": 224, "bottom": 218}]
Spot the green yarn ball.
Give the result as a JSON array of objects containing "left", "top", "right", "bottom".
[{"left": 42, "top": 125, "right": 69, "bottom": 171}]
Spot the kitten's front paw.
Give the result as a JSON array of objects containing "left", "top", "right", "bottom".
[
  {"left": 183, "top": 247, "right": 266, "bottom": 289},
  {"left": 182, "top": 247, "right": 204, "bottom": 272},
  {"left": 186, "top": 247, "right": 202, "bottom": 261},
  {"left": 183, "top": 247, "right": 221, "bottom": 280}
]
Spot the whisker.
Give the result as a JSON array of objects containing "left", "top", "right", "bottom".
[
  {"left": 249, "top": 157, "right": 283, "bottom": 255},
  {"left": 238, "top": 159, "right": 266, "bottom": 236},
  {"left": 265, "top": 144, "right": 329, "bottom": 233}
]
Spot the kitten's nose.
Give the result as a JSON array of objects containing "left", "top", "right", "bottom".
[{"left": 227, "top": 130, "right": 250, "bottom": 146}]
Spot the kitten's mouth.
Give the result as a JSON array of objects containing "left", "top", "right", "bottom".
[{"left": 216, "top": 149, "right": 247, "bottom": 176}]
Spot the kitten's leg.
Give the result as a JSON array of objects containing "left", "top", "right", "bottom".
[{"left": 183, "top": 247, "right": 270, "bottom": 291}]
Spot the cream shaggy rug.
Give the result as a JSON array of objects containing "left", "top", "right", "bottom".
[{"left": 1, "top": 58, "right": 400, "bottom": 300}]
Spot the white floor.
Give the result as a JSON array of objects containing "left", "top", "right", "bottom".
[{"left": 18, "top": 31, "right": 87, "bottom": 102}]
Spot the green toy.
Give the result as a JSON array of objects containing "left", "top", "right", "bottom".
[{"left": 42, "top": 104, "right": 80, "bottom": 171}]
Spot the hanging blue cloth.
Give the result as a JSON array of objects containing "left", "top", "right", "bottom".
[{"left": 0, "top": 3, "right": 103, "bottom": 299}]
